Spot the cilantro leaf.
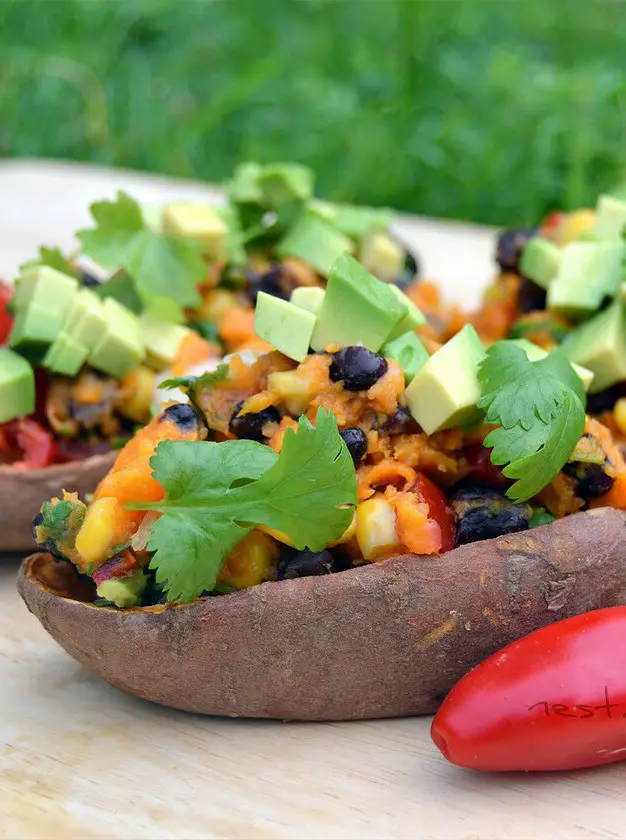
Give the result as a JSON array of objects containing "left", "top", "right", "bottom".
[
  {"left": 478, "top": 344, "right": 586, "bottom": 503},
  {"left": 77, "top": 191, "right": 204, "bottom": 318},
  {"left": 128, "top": 408, "right": 357, "bottom": 602},
  {"left": 20, "top": 246, "right": 79, "bottom": 279}
]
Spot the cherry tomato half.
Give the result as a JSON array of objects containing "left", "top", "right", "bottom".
[
  {"left": 0, "top": 418, "right": 57, "bottom": 468},
  {"left": 0, "top": 281, "right": 14, "bottom": 345},
  {"left": 412, "top": 472, "right": 456, "bottom": 552}
]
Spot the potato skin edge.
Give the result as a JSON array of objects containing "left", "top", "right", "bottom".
[
  {"left": 17, "top": 507, "right": 626, "bottom": 721},
  {"left": 0, "top": 453, "right": 116, "bottom": 553}
]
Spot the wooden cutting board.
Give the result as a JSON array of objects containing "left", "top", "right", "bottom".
[{"left": 1, "top": 160, "right": 625, "bottom": 840}]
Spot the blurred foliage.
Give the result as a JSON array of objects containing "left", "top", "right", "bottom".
[{"left": 0, "top": 0, "right": 625, "bottom": 225}]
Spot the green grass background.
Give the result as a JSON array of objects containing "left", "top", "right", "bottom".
[{"left": 1, "top": 0, "right": 625, "bottom": 225}]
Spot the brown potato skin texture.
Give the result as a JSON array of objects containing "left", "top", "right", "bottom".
[
  {"left": 17, "top": 508, "right": 626, "bottom": 721},
  {"left": 0, "top": 453, "right": 116, "bottom": 553}
]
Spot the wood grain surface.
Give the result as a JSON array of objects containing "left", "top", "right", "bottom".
[{"left": 1, "top": 160, "right": 626, "bottom": 840}]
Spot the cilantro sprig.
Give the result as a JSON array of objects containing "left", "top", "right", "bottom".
[
  {"left": 127, "top": 408, "right": 357, "bottom": 602},
  {"left": 158, "top": 363, "right": 229, "bottom": 418},
  {"left": 478, "top": 343, "right": 586, "bottom": 503},
  {"left": 77, "top": 191, "right": 205, "bottom": 320},
  {"left": 20, "top": 246, "right": 80, "bottom": 279}
]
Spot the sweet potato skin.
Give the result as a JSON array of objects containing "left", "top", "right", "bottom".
[
  {"left": 0, "top": 453, "right": 116, "bottom": 553},
  {"left": 17, "top": 508, "right": 626, "bottom": 721}
]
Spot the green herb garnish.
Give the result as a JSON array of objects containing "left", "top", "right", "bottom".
[
  {"left": 20, "top": 246, "right": 80, "bottom": 279},
  {"left": 478, "top": 343, "right": 586, "bottom": 503},
  {"left": 127, "top": 408, "right": 357, "bottom": 602},
  {"left": 77, "top": 191, "right": 205, "bottom": 320}
]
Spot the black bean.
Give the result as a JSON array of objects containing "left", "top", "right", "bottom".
[
  {"left": 80, "top": 269, "right": 101, "bottom": 288},
  {"left": 340, "top": 427, "right": 368, "bottom": 467},
  {"left": 517, "top": 278, "right": 547, "bottom": 314},
  {"left": 230, "top": 401, "right": 281, "bottom": 442},
  {"left": 563, "top": 461, "right": 615, "bottom": 498},
  {"left": 160, "top": 403, "right": 200, "bottom": 432},
  {"left": 496, "top": 228, "right": 537, "bottom": 273},
  {"left": 391, "top": 248, "right": 421, "bottom": 290},
  {"left": 382, "top": 406, "right": 414, "bottom": 434},
  {"left": 246, "top": 263, "right": 288, "bottom": 304},
  {"left": 277, "top": 548, "right": 335, "bottom": 580},
  {"left": 450, "top": 485, "right": 530, "bottom": 545},
  {"left": 329, "top": 346, "right": 388, "bottom": 391},
  {"left": 586, "top": 384, "right": 625, "bottom": 415}
]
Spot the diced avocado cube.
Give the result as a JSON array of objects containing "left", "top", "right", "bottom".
[
  {"left": 9, "top": 305, "right": 61, "bottom": 363},
  {"left": 256, "top": 163, "right": 314, "bottom": 207},
  {"left": 519, "top": 238, "right": 561, "bottom": 290},
  {"left": 382, "top": 332, "right": 429, "bottom": 383},
  {"left": 88, "top": 298, "right": 145, "bottom": 378},
  {"left": 386, "top": 285, "right": 426, "bottom": 340},
  {"left": 12, "top": 266, "right": 78, "bottom": 313},
  {"left": 594, "top": 194, "right": 626, "bottom": 239},
  {"left": 96, "top": 569, "right": 148, "bottom": 608},
  {"left": 43, "top": 331, "right": 89, "bottom": 377},
  {"left": 254, "top": 293, "right": 316, "bottom": 363},
  {"left": 309, "top": 200, "right": 394, "bottom": 239},
  {"left": 0, "top": 348, "right": 35, "bottom": 422},
  {"left": 228, "top": 162, "right": 264, "bottom": 205},
  {"left": 161, "top": 203, "right": 228, "bottom": 259},
  {"left": 276, "top": 212, "right": 355, "bottom": 276},
  {"left": 140, "top": 312, "right": 190, "bottom": 371},
  {"left": 311, "top": 254, "right": 407, "bottom": 353},
  {"left": 405, "top": 324, "right": 486, "bottom": 434},
  {"left": 504, "top": 338, "right": 594, "bottom": 392},
  {"left": 66, "top": 289, "right": 108, "bottom": 352},
  {"left": 547, "top": 241, "right": 624, "bottom": 320},
  {"left": 562, "top": 300, "right": 626, "bottom": 393},
  {"left": 290, "top": 286, "right": 326, "bottom": 316},
  {"left": 359, "top": 231, "right": 405, "bottom": 282}
]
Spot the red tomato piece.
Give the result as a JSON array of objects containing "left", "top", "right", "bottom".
[
  {"left": 412, "top": 472, "right": 456, "bottom": 552},
  {"left": 0, "top": 281, "right": 14, "bottom": 345},
  {"left": 0, "top": 418, "right": 57, "bottom": 468},
  {"left": 431, "top": 607, "right": 626, "bottom": 772},
  {"left": 464, "top": 444, "right": 509, "bottom": 487}
]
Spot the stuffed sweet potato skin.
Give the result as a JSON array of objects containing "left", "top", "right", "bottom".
[
  {"left": 17, "top": 508, "right": 626, "bottom": 721},
  {"left": 0, "top": 453, "right": 116, "bottom": 553}
]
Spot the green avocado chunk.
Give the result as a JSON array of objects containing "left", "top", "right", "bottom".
[
  {"left": 594, "top": 194, "right": 626, "bottom": 239},
  {"left": 519, "top": 238, "right": 561, "bottom": 290},
  {"left": 161, "top": 203, "right": 227, "bottom": 259},
  {"left": 562, "top": 300, "right": 626, "bottom": 393},
  {"left": 141, "top": 312, "right": 190, "bottom": 371},
  {"left": 311, "top": 253, "right": 407, "bottom": 352},
  {"left": 9, "top": 266, "right": 79, "bottom": 362},
  {"left": 290, "top": 286, "right": 326, "bottom": 316},
  {"left": 0, "top": 348, "right": 35, "bottom": 422},
  {"left": 386, "top": 285, "right": 426, "bottom": 339},
  {"left": 88, "top": 297, "right": 145, "bottom": 378},
  {"left": 359, "top": 230, "right": 405, "bottom": 282},
  {"left": 254, "top": 292, "right": 317, "bottom": 362},
  {"left": 547, "top": 241, "right": 624, "bottom": 320},
  {"left": 96, "top": 570, "right": 148, "bottom": 609},
  {"left": 276, "top": 211, "right": 354, "bottom": 276},
  {"left": 65, "top": 289, "right": 108, "bottom": 352},
  {"left": 382, "top": 331, "right": 429, "bottom": 383},
  {"left": 404, "top": 324, "right": 486, "bottom": 434},
  {"left": 43, "top": 331, "right": 89, "bottom": 377}
]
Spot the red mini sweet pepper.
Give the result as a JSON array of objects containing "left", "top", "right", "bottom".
[{"left": 431, "top": 607, "right": 626, "bottom": 772}]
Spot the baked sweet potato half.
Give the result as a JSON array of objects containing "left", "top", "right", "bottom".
[
  {"left": 17, "top": 507, "right": 626, "bottom": 721},
  {"left": 0, "top": 453, "right": 115, "bottom": 553}
]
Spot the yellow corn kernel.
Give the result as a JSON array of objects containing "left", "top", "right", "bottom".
[
  {"left": 356, "top": 495, "right": 402, "bottom": 562},
  {"left": 256, "top": 523, "right": 295, "bottom": 547},
  {"left": 614, "top": 398, "right": 626, "bottom": 436},
  {"left": 557, "top": 209, "right": 596, "bottom": 245},
  {"left": 75, "top": 497, "right": 120, "bottom": 569},
  {"left": 329, "top": 512, "right": 357, "bottom": 546},
  {"left": 198, "top": 289, "right": 240, "bottom": 323},
  {"left": 119, "top": 365, "right": 157, "bottom": 423},
  {"left": 219, "top": 531, "right": 279, "bottom": 590},
  {"left": 267, "top": 370, "right": 313, "bottom": 416}
]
